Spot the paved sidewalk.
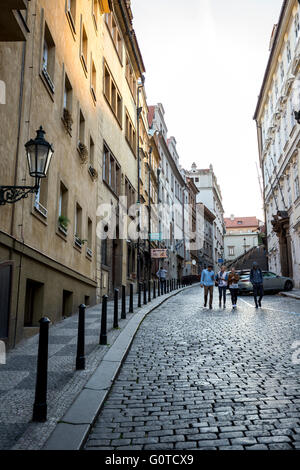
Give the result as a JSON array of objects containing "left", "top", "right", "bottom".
[
  {"left": 279, "top": 289, "right": 300, "bottom": 300},
  {"left": 0, "top": 284, "right": 191, "bottom": 450}
]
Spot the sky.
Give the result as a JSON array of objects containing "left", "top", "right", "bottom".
[{"left": 131, "top": 0, "right": 284, "bottom": 220}]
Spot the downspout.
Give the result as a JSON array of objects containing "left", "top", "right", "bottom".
[{"left": 10, "top": 6, "right": 30, "bottom": 347}]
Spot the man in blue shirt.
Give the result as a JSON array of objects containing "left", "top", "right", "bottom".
[
  {"left": 250, "top": 262, "right": 264, "bottom": 308},
  {"left": 200, "top": 265, "right": 215, "bottom": 309}
]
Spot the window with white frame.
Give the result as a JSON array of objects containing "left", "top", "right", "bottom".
[
  {"left": 295, "top": 173, "right": 300, "bottom": 200},
  {"left": 283, "top": 111, "right": 288, "bottom": 143},
  {"left": 287, "top": 40, "right": 292, "bottom": 64},
  {"left": 280, "top": 62, "right": 284, "bottom": 83},
  {"left": 42, "top": 23, "right": 55, "bottom": 92},
  {"left": 295, "top": 13, "right": 300, "bottom": 39}
]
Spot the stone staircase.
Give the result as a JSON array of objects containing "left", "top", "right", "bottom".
[{"left": 226, "top": 245, "right": 268, "bottom": 271}]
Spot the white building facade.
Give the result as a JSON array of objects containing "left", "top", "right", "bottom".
[
  {"left": 148, "top": 104, "right": 185, "bottom": 279},
  {"left": 185, "top": 163, "right": 225, "bottom": 271},
  {"left": 254, "top": 0, "right": 300, "bottom": 287}
]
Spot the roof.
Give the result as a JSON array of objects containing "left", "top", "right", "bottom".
[
  {"left": 148, "top": 106, "right": 155, "bottom": 128},
  {"left": 224, "top": 217, "right": 260, "bottom": 229}
]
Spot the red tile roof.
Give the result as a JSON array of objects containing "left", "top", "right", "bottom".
[
  {"left": 224, "top": 216, "right": 260, "bottom": 229},
  {"left": 148, "top": 106, "right": 155, "bottom": 128}
]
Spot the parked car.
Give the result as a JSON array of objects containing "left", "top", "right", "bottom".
[{"left": 237, "top": 271, "right": 294, "bottom": 294}]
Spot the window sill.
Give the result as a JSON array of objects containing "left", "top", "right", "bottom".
[
  {"left": 61, "top": 116, "right": 72, "bottom": 136},
  {"left": 125, "top": 136, "right": 137, "bottom": 158},
  {"left": 103, "top": 93, "right": 123, "bottom": 129},
  {"left": 92, "top": 14, "right": 98, "bottom": 33},
  {"left": 31, "top": 203, "right": 48, "bottom": 226},
  {"left": 80, "top": 54, "right": 88, "bottom": 77},
  {"left": 56, "top": 226, "right": 68, "bottom": 242},
  {"left": 39, "top": 71, "right": 55, "bottom": 102},
  {"left": 66, "top": 10, "right": 76, "bottom": 39},
  {"left": 103, "top": 179, "right": 119, "bottom": 199},
  {"left": 90, "top": 86, "right": 97, "bottom": 105}
]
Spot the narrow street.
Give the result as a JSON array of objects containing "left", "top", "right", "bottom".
[{"left": 85, "top": 287, "right": 300, "bottom": 450}]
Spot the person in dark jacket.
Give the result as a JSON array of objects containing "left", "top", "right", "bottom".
[{"left": 250, "top": 262, "right": 264, "bottom": 308}]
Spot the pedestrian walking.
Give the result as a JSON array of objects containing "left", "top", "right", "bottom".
[
  {"left": 250, "top": 261, "right": 264, "bottom": 308},
  {"left": 156, "top": 267, "right": 167, "bottom": 292},
  {"left": 200, "top": 265, "right": 215, "bottom": 309},
  {"left": 228, "top": 267, "right": 239, "bottom": 310},
  {"left": 215, "top": 265, "right": 228, "bottom": 308}
]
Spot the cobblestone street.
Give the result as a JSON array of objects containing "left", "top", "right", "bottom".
[{"left": 85, "top": 287, "right": 300, "bottom": 450}]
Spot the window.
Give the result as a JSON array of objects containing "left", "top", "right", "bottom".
[
  {"left": 126, "top": 55, "right": 137, "bottom": 100},
  {"left": 92, "top": 0, "right": 98, "bottom": 29},
  {"left": 24, "top": 280, "right": 44, "bottom": 327},
  {"left": 102, "top": 143, "right": 121, "bottom": 195},
  {"left": 103, "top": 62, "right": 122, "bottom": 125},
  {"left": 280, "top": 62, "right": 284, "bottom": 83},
  {"left": 295, "top": 175, "right": 300, "bottom": 200},
  {"left": 105, "top": 13, "right": 122, "bottom": 62},
  {"left": 87, "top": 217, "right": 92, "bottom": 256},
  {"left": 237, "top": 221, "right": 243, "bottom": 225},
  {"left": 74, "top": 203, "right": 83, "bottom": 247},
  {"left": 66, "top": 0, "right": 76, "bottom": 33},
  {"left": 78, "top": 110, "right": 85, "bottom": 146},
  {"left": 58, "top": 182, "right": 68, "bottom": 235},
  {"left": 295, "top": 13, "right": 300, "bottom": 39},
  {"left": 63, "top": 73, "right": 73, "bottom": 132},
  {"left": 101, "top": 237, "right": 108, "bottom": 266},
  {"left": 125, "top": 177, "right": 136, "bottom": 212},
  {"left": 80, "top": 22, "right": 88, "bottom": 73},
  {"left": 275, "top": 80, "right": 278, "bottom": 100},
  {"left": 34, "top": 177, "right": 48, "bottom": 218},
  {"left": 287, "top": 40, "right": 292, "bottom": 64},
  {"left": 228, "top": 247, "right": 234, "bottom": 256},
  {"left": 125, "top": 109, "right": 136, "bottom": 155},
  {"left": 42, "top": 23, "right": 55, "bottom": 93},
  {"left": 89, "top": 136, "right": 95, "bottom": 166},
  {"left": 91, "top": 59, "right": 96, "bottom": 102}
]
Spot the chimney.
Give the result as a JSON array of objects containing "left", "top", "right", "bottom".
[{"left": 230, "top": 214, "right": 234, "bottom": 221}]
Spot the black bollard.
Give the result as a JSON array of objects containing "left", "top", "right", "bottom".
[
  {"left": 143, "top": 282, "right": 147, "bottom": 305},
  {"left": 164, "top": 280, "right": 167, "bottom": 294},
  {"left": 129, "top": 283, "right": 134, "bottom": 313},
  {"left": 121, "top": 285, "right": 126, "bottom": 319},
  {"left": 167, "top": 280, "right": 169, "bottom": 293},
  {"left": 148, "top": 280, "right": 151, "bottom": 302},
  {"left": 76, "top": 304, "right": 86, "bottom": 371},
  {"left": 113, "top": 289, "right": 119, "bottom": 328},
  {"left": 32, "top": 317, "right": 51, "bottom": 422},
  {"left": 100, "top": 295, "right": 108, "bottom": 345},
  {"left": 153, "top": 280, "right": 156, "bottom": 299},
  {"left": 158, "top": 279, "right": 161, "bottom": 296},
  {"left": 138, "top": 282, "right": 142, "bottom": 308}
]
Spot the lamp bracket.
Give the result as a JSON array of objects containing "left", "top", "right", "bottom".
[{"left": 0, "top": 185, "right": 39, "bottom": 206}]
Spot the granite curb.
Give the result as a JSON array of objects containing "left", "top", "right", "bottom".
[
  {"left": 43, "top": 284, "right": 197, "bottom": 450},
  {"left": 279, "top": 289, "right": 300, "bottom": 300}
]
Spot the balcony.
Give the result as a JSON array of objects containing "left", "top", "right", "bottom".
[{"left": 0, "top": 1, "right": 29, "bottom": 41}]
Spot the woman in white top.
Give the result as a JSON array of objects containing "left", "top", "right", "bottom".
[{"left": 215, "top": 265, "right": 228, "bottom": 309}]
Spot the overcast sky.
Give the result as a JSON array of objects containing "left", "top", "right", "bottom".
[{"left": 131, "top": 0, "right": 284, "bottom": 220}]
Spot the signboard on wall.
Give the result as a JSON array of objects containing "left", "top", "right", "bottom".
[{"left": 151, "top": 249, "right": 168, "bottom": 259}]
